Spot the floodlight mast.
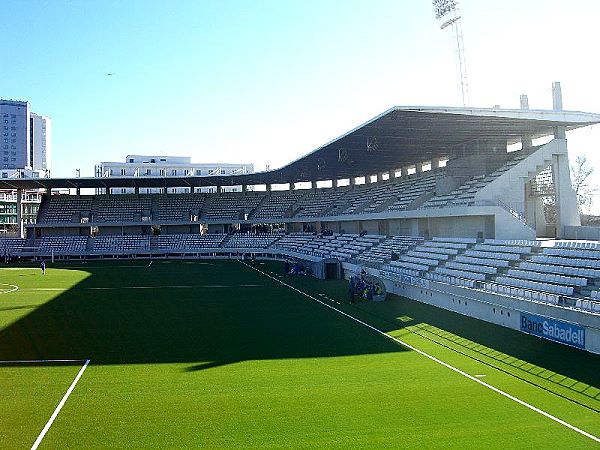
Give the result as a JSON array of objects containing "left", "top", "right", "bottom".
[{"left": 433, "top": 0, "right": 469, "bottom": 106}]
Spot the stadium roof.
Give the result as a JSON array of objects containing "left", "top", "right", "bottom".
[{"left": 2, "top": 106, "right": 600, "bottom": 190}]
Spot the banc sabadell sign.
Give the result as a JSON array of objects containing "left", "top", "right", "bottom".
[{"left": 520, "top": 313, "right": 585, "bottom": 349}]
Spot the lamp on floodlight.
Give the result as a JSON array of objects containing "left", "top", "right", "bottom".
[{"left": 433, "top": 0, "right": 469, "bottom": 106}]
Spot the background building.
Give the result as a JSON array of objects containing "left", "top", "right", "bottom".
[
  {"left": 0, "top": 99, "right": 51, "bottom": 178},
  {"left": 95, "top": 155, "right": 254, "bottom": 194},
  {"left": 0, "top": 100, "right": 51, "bottom": 233}
]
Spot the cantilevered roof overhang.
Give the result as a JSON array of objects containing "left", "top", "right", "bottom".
[{"left": 1, "top": 106, "right": 599, "bottom": 190}]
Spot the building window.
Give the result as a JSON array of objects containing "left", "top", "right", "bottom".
[
  {"left": 171, "top": 169, "right": 177, "bottom": 176},
  {"left": 195, "top": 169, "right": 202, "bottom": 175},
  {"left": 120, "top": 168, "right": 126, "bottom": 176},
  {"left": 159, "top": 169, "right": 165, "bottom": 176},
  {"left": 129, "top": 158, "right": 134, "bottom": 163},
  {"left": 146, "top": 169, "right": 151, "bottom": 175}
]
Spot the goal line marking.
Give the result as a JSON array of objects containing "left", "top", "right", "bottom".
[
  {"left": 241, "top": 261, "right": 600, "bottom": 444},
  {"left": 30, "top": 359, "right": 90, "bottom": 450},
  {"left": 0, "top": 359, "right": 86, "bottom": 364}
]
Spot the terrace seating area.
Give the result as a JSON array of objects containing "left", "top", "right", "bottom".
[
  {"left": 93, "top": 196, "right": 152, "bottom": 222},
  {"left": 201, "top": 193, "right": 264, "bottom": 220},
  {"left": 357, "top": 235, "right": 424, "bottom": 268},
  {"left": 32, "top": 165, "right": 509, "bottom": 225},
  {"left": 155, "top": 195, "right": 205, "bottom": 221},
  {"left": 35, "top": 236, "right": 87, "bottom": 254},
  {"left": 271, "top": 232, "right": 316, "bottom": 254},
  {"left": 91, "top": 235, "right": 150, "bottom": 253},
  {"left": 0, "top": 238, "right": 26, "bottom": 254},
  {"left": 224, "top": 233, "right": 281, "bottom": 248},
  {"left": 422, "top": 151, "right": 530, "bottom": 209},
  {"left": 385, "top": 172, "right": 440, "bottom": 211},
  {"left": 154, "top": 233, "right": 225, "bottom": 250},
  {"left": 251, "top": 192, "right": 304, "bottom": 220},
  {"left": 40, "top": 196, "right": 93, "bottom": 223},
  {"left": 271, "top": 233, "right": 384, "bottom": 261},
  {"left": 292, "top": 189, "right": 348, "bottom": 218}
]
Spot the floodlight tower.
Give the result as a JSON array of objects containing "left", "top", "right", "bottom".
[{"left": 433, "top": 0, "right": 469, "bottom": 106}]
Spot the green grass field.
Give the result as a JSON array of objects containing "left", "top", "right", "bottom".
[{"left": 0, "top": 259, "right": 599, "bottom": 449}]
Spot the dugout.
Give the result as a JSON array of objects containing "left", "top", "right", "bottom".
[{"left": 311, "top": 258, "right": 342, "bottom": 280}]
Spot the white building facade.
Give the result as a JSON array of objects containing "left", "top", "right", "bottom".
[
  {"left": 95, "top": 155, "right": 254, "bottom": 194},
  {"left": 0, "top": 100, "right": 51, "bottom": 179}
]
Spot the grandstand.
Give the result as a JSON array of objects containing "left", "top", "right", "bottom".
[{"left": 2, "top": 98, "right": 600, "bottom": 355}]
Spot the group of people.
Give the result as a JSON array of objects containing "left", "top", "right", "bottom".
[
  {"left": 283, "top": 260, "right": 306, "bottom": 276},
  {"left": 348, "top": 270, "right": 384, "bottom": 303}
]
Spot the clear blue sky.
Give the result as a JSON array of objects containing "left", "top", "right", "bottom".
[{"left": 2, "top": 0, "right": 599, "bottom": 209}]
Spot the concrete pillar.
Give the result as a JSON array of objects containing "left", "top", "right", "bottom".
[
  {"left": 552, "top": 140, "right": 581, "bottom": 237},
  {"left": 134, "top": 186, "right": 140, "bottom": 195},
  {"left": 552, "top": 82, "right": 566, "bottom": 139},
  {"left": 76, "top": 187, "right": 81, "bottom": 196},
  {"left": 242, "top": 184, "right": 248, "bottom": 193},
  {"left": 415, "top": 163, "right": 423, "bottom": 174},
  {"left": 16, "top": 188, "right": 23, "bottom": 238},
  {"left": 400, "top": 167, "right": 408, "bottom": 177},
  {"left": 520, "top": 94, "right": 533, "bottom": 148},
  {"left": 266, "top": 184, "right": 272, "bottom": 193},
  {"left": 349, "top": 177, "right": 356, "bottom": 187}
]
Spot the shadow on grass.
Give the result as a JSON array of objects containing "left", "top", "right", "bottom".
[
  {"left": 0, "top": 260, "right": 405, "bottom": 371},
  {"left": 263, "top": 261, "right": 600, "bottom": 408}
]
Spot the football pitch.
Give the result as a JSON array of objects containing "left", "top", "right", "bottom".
[{"left": 0, "top": 260, "right": 599, "bottom": 449}]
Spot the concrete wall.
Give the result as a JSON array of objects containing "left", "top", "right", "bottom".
[
  {"left": 564, "top": 226, "right": 600, "bottom": 241},
  {"left": 343, "top": 262, "right": 600, "bottom": 355}
]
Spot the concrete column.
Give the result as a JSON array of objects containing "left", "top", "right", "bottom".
[
  {"left": 242, "top": 184, "right": 248, "bottom": 193},
  {"left": 266, "top": 184, "right": 272, "bottom": 193},
  {"left": 552, "top": 82, "right": 566, "bottom": 139},
  {"left": 431, "top": 158, "right": 442, "bottom": 170},
  {"left": 134, "top": 186, "right": 140, "bottom": 195},
  {"left": 76, "top": 187, "right": 81, "bottom": 196},
  {"left": 400, "top": 167, "right": 408, "bottom": 177},
  {"left": 16, "top": 188, "right": 23, "bottom": 238},
  {"left": 415, "top": 163, "right": 423, "bottom": 174},
  {"left": 552, "top": 140, "right": 581, "bottom": 237},
  {"left": 349, "top": 177, "right": 356, "bottom": 187},
  {"left": 520, "top": 94, "right": 533, "bottom": 148}
]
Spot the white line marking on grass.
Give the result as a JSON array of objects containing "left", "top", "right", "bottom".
[
  {"left": 0, "top": 359, "right": 86, "bottom": 364},
  {"left": 0, "top": 283, "right": 19, "bottom": 294},
  {"left": 30, "top": 359, "right": 90, "bottom": 450},
  {"left": 241, "top": 261, "right": 600, "bottom": 444},
  {"left": 148, "top": 261, "right": 153, "bottom": 268},
  {"left": 20, "top": 284, "right": 265, "bottom": 292}
]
